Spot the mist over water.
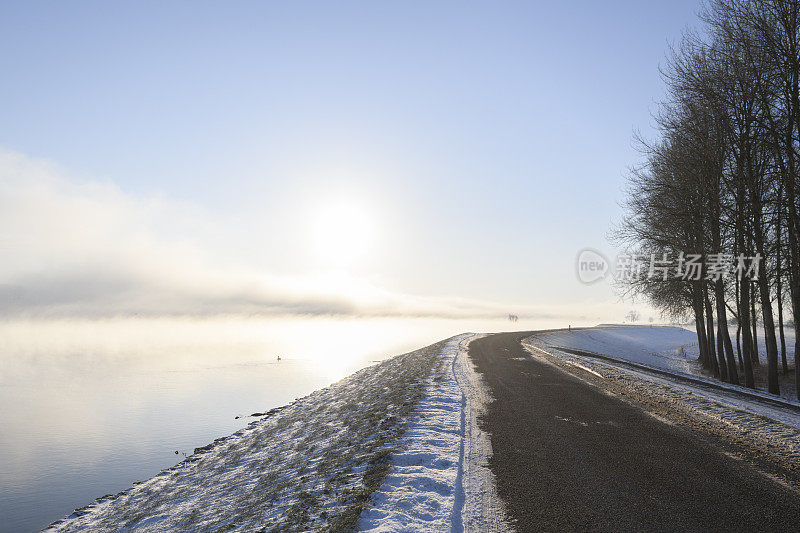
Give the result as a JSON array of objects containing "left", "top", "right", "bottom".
[{"left": 0, "top": 315, "right": 576, "bottom": 532}]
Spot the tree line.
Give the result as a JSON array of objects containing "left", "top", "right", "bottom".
[{"left": 616, "top": 0, "right": 800, "bottom": 399}]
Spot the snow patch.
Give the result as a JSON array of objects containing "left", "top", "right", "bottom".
[
  {"left": 565, "top": 360, "right": 604, "bottom": 378},
  {"left": 536, "top": 326, "right": 699, "bottom": 374},
  {"left": 357, "top": 333, "right": 509, "bottom": 533}
]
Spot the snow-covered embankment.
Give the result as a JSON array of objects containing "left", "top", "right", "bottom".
[{"left": 48, "top": 334, "right": 507, "bottom": 532}]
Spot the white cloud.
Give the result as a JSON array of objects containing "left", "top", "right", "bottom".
[{"left": 0, "top": 148, "right": 640, "bottom": 322}]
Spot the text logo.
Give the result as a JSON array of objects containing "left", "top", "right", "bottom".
[{"left": 576, "top": 248, "right": 609, "bottom": 284}]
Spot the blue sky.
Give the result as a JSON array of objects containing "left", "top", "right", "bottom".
[{"left": 0, "top": 1, "right": 703, "bottom": 320}]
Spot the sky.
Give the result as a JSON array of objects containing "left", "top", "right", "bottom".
[{"left": 0, "top": 1, "right": 704, "bottom": 322}]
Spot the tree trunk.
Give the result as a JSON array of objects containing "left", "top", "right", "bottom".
[
  {"left": 776, "top": 185, "right": 789, "bottom": 374},
  {"left": 738, "top": 265, "right": 756, "bottom": 389},
  {"left": 794, "top": 328, "right": 800, "bottom": 400},
  {"left": 705, "top": 287, "right": 722, "bottom": 379},
  {"left": 752, "top": 217, "right": 781, "bottom": 394},
  {"left": 734, "top": 275, "right": 743, "bottom": 367},
  {"left": 736, "top": 323, "right": 743, "bottom": 367},
  {"left": 758, "top": 276, "right": 781, "bottom": 394},
  {"left": 750, "top": 282, "right": 760, "bottom": 364},
  {"left": 693, "top": 289, "right": 709, "bottom": 369},
  {"left": 716, "top": 279, "right": 738, "bottom": 384},
  {"left": 778, "top": 284, "right": 788, "bottom": 374}
]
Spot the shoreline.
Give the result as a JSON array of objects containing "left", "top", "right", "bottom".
[{"left": 47, "top": 334, "right": 508, "bottom": 532}]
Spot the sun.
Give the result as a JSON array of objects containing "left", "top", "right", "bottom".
[{"left": 309, "top": 198, "right": 375, "bottom": 267}]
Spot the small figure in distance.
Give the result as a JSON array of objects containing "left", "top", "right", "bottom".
[{"left": 277, "top": 355, "right": 282, "bottom": 361}]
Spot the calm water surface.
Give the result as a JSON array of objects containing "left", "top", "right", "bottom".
[{"left": 0, "top": 316, "right": 568, "bottom": 532}]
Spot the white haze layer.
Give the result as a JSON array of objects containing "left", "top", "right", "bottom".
[{"left": 0, "top": 148, "right": 639, "bottom": 321}]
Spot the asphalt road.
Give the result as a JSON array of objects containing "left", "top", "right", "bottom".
[{"left": 469, "top": 332, "right": 800, "bottom": 532}]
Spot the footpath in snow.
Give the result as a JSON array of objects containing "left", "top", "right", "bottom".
[
  {"left": 358, "top": 334, "right": 508, "bottom": 532},
  {"left": 47, "top": 334, "right": 508, "bottom": 532}
]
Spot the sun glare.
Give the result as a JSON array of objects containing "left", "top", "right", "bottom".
[{"left": 309, "top": 199, "right": 375, "bottom": 267}]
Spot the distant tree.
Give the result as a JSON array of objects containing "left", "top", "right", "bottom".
[{"left": 626, "top": 310, "right": 641, "bottom": 323}]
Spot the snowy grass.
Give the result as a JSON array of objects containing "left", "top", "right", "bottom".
[
  {"left": 47, "top": 339, "right": 449, "bottom": 532},
  {"left": 536, "top": 325, "right": 797, "bottom": 400},
  {"left": 535, "top": 326, "right": 699, "bottom": 374}
]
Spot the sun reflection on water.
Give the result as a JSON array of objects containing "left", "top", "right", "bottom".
[{"left": 0, "top": 314, "right": 570, "bottom": 531}]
